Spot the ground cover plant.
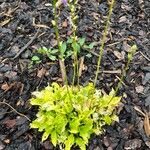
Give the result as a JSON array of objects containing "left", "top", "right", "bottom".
[{"left": 29, "top": 0, "right": 137, "bottom": 150}]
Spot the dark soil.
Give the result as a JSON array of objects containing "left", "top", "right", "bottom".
[{"left": 0, "top": 0, "right": 150, "bottom": 150}]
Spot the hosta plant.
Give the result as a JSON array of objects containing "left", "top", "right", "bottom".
[{"left": 30, "top": 82, "right": 121, "bottom": 150}]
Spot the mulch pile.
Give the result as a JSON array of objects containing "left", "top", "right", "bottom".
[{"left": 0, "top": 0, "right": 150, "bottom": 149}]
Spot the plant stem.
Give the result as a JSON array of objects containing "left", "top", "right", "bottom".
[
  {"left": 53, "top": 0, "right": 68, "bottom": 85},
  {"left": 115, "top": 45, "right": 137, "bottom": 94},
  {"left": 107, "top": 44, "right": 137, "bottom": 105},
  {"left": 69, "top": 1, "right": 79, "bottom": 86},
  {"left": 94, "top": 0, "right": 115, "bottom": 87}
]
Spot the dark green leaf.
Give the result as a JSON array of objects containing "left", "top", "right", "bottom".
[
  {"left": 72, "top": 42, "right": 80, "bottom": 53},
  {"left": 78, "top": 37, "right": 86, "bottom": 46},
  {"left": 67, "top": 38, "right": 73, "bottom": 44},
  {"left": 50, "top": 49, "right": 58, "bottom": 54},
  {"left": 60, "top": 42, "right": 67, "bottom": 54},
  {"left": 31, "top": 56, "right": 40, "bottom": 61},
  {"left": 47, "top": 55, "right": 57, "bottom": 61}
]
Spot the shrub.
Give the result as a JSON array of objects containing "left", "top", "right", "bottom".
[{"left": 30, "top": 82, "right": 121, "bottom": 150}]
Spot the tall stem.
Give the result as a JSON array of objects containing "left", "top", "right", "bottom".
[
  {"left": 115, "top": 45, "right": 137, "bottom": 94},
  {"left": 69, "top": 1, "right": 79, "bottom": 86},
  {"left": 94, "top": 0, "right": 115, "bottom": 87},
  {"left": 53, "top": 0, "right": 68, "bottom": 85}
]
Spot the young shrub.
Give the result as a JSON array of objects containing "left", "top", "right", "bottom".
[{"left": 30, "top": 82, "right": 121, "bottom": 150}]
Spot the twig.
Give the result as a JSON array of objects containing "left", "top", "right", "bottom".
[
  {"left": 139, "top": 51, "right": 150, "bottom": 62},
  {"left": 83, "top": 48, "right": 99, "bottom": 57},
  {"left": 13, "top": 29, "right": 40, "bottom": 59},
  {"left": 0, "top": 101, "right": 31, "bottom": 121},
  {"left": 134, "top": 106, "right": 145, "bottom": 117},
  {"left": 102, "top": 70, "right": 121, "bottom": 74}
]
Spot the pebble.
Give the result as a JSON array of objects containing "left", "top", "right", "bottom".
[
  {"left": 0, "top": 108, "right": 7, "bottom": 120},
  {"left": 0, "top": 64, "right": 12, "bottom": 73},
  {"left": 145, "top": 95, "right": 150, "bottom": 106},
  {"left": 21, "top": 50, "right": 32, "bottom": 59},
  {"left": 0, "top": 141, "right": 5, "bottom": 150},
  {"left": 142, "top": 73, "right": 150, "bottom": 85},
  {"left": 124, "top": 139, "right": 142, "bottom": 150}
]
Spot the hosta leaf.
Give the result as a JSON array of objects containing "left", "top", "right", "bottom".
[
  {"left": 42, "top": 131, "right": 49, "bottom": 142},
  {"left": 69, "top": 119, "right": 80, "bottom": 134},
  {"left": 30, "top": 120, "right": 40, "bottom": 129},
  {"left": 76, "top": 138, "right": 86, "bottom": 150},
  {"left": 65, "top": 134, "right": 74, "bottom": 150},
  {"left": 51, "top": 131, "right": 57, "bottom": 146},
  {"left": 103, "top": 115, "right": 112, "bottom": 125}
]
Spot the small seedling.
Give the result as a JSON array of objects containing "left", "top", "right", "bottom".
[
  {"left": 28, "top": 55, "right": 41, "bottom": 68},
  {"left": 37, "top": 47, "right": 58, "bottom": 61}
]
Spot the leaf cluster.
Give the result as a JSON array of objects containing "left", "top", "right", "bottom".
[
  {"left": 31, "top": 37, "right": 96, "bottom": 62},
  {"left": 30, "top": 82, "right": 121, "bottom": 150}
]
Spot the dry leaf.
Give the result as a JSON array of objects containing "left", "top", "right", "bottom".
[
  {"left": 79, "top": 57, "right": 85, "bottom": 77},
  {"left": 118, "top": 16, "right": 127, "bottom": 23},
  {"left": 0, "top": 19, "right": 11, "bottom": 26},
  {"left": 144, "top": 113, "right": 150, "bottom": 137},
  {"left": 33, "top": 18, "right": 50, "bottom": 29},
  {"left": 3, "top": 119, "right": 16, "bottom": 128},
  {"left": 1, "top": 83, "right": 10, "bottom": 91},
  {"left": 37, "top": 67, "right": 46, "bottom": 78},
  {"left": 62, "top": 20, "right": 68, "bottom": 28},
  {"left": 114, "top": 51, "right": 123, "bottom": 60}
]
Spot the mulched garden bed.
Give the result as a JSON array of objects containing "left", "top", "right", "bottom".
[{"left": 0, "top": 0, "right": 150, "bottom": 149}]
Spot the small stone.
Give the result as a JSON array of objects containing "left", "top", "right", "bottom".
[
  {"left": 43, "top": 141, "right": 54, "bottom": 150},
  {"left": 135, "top": 85, "right": 144, "bottom": 93},
  {"left": 107, "top": 147, "right": 113, "bottom": 150},
  {"left": 94, "top": 146, "right": 100, "bottom": 150},
  {"left": 145, "top": 95, "right": 150, "bottom": 106},
  {"left": 0, "top": 64, "right": 12, "bottom": 73},
  {"left": 119, "top": 16, "right": 127, "bottom": 23},
  {"left": 124, "top": 139, "right": 142, "bottom": 150},
  {"left": 0, "top": 141, "right": 5, "bottom": 150},
  {"left": 0, "top": 108, "right": 7, "bottom": 120},
  {"left": 143, "top": 73, "right": 150, "bottom": 85},
  {"left": 103, "top": 136, "right": 110, "bottom": 147},
  {"left": 21, "top": 50, "right": 32, "bottom": 59}
]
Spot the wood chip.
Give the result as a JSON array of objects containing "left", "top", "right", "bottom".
[
  {"left": 33, "top": 18, "right": 50, "bottom": 29},
  {"left": 62, "top": 20, "right": 68, "bottom": 28},
  {"left": 114, "top": 51, "right": 123, "bottom": 60},
  {"left": 3, "top": 119, "right": 16, "bottom": 128},
  {"left": 37, "top": 67, "right": 46, "bottom": 78},
  {"left": 79, "top": 56, "right": 85, "bottom": 77},
  {"left": 0, "top": 19, "right": 11, "bottom": 26},
  {"left": 119, "top": 16, "right": 127, "bottom": 23},
  {"left": 144, "top": 113, "right": 150, "bottom": 137}
]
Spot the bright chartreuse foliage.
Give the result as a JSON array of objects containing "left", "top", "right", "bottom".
[{"left": 30, "top": 82, "right": 121, "bottom": 150}]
